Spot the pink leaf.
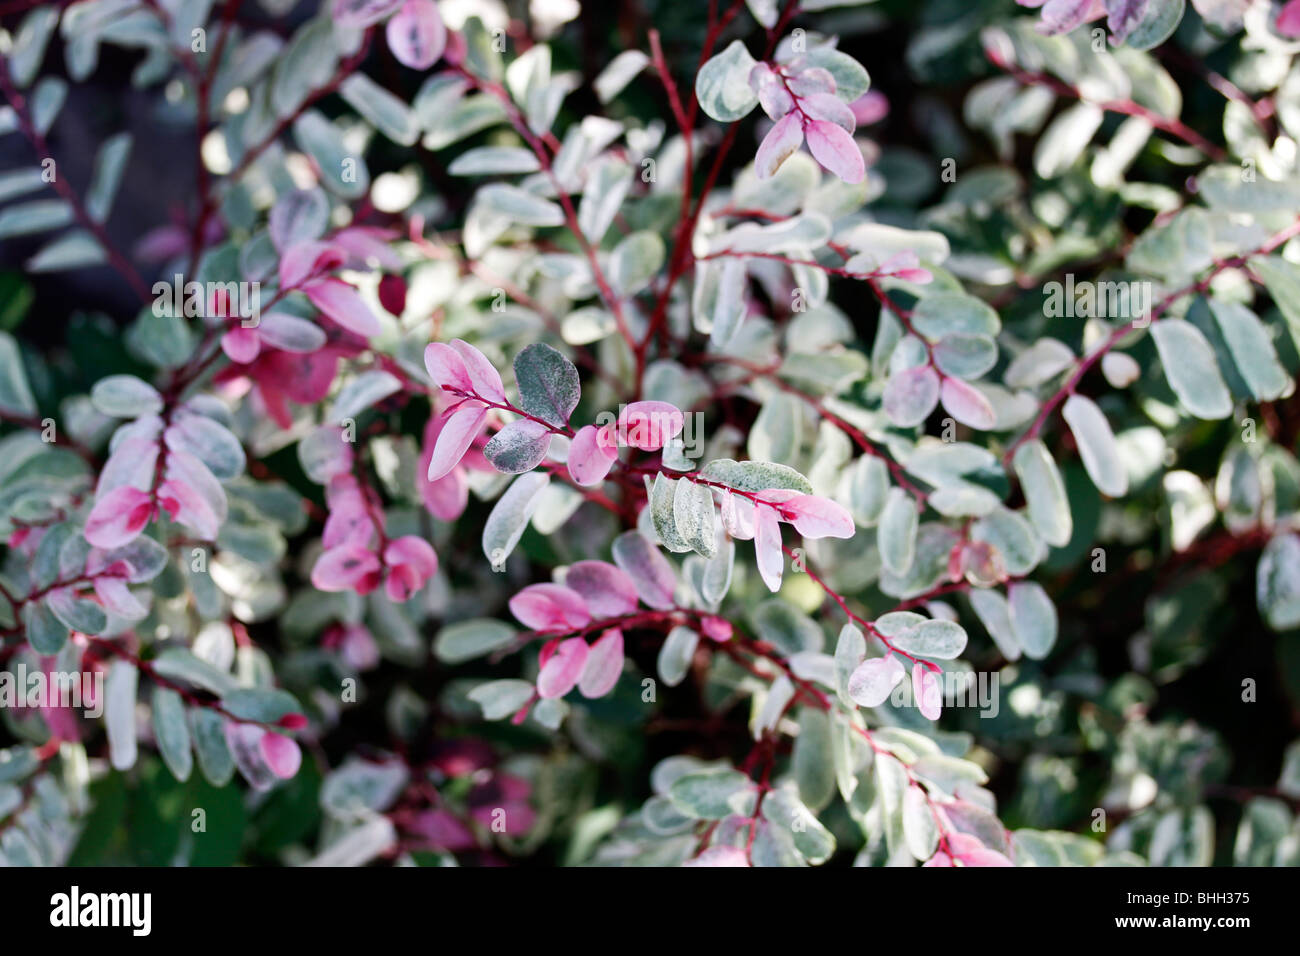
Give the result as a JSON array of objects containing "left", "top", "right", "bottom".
[
  {"left": 567, "top": 424, "right": 618, "bottom": 486},
  {"left": 536, "top": 637, "right": 589, "bottom": 699},
  {"left": 322, "top": 474, "right": 376, "bottom": 550},
  {"left": 221, "top": 326, "right": 261, "bottom": 364},
  {"left": 755, "top": 111, "right": 804, "bottom": 179},
  {"left": 424, "top": 342, "right": 474, "bottom": 394},
  {"left": 577, "top": 627, "right": 624, "bottom": 698},
  {"left": 563, "top": 560, "right": 639, "bottom": 617},
  {"left": 304, "top": 278, "right": 382, "bottom": 338},
  {"left": 912, "top": 662, "right": 942, "bottom": 720},
  {"left": 883, "top": 364, "right": 940, "bottom": 427},
  {"left": 780, "top": 494, "right": 855, "bottom": 539},
  {"left": 84, "top": 486, "right": 154, "bottom": 549},
  {"left": 421, "top": 467, "right": 468, "bottom": 521},
  {"left": 331, "top": 0, "right": 403, "bottom": 28},
  {"left": 383, "top": 535, "right": 438, "bottom": 600},
  {"left": 804, "top": 119, "right": 864, "bottom": 184},
  {"left": 787, "top": 67, "right": 836, "bottom": 97},
  {"left": 701, "top": 615, "right": 733, "bottom": 642},
  {"left": 940, "top": 377, "right": 997, "bottom": 431},
  {"left": 611, "top": 531, "right": 678, "bottom": 610},
  {"left": 847, "top": 654, "right": 905, "bottom": 707},
  {"left": 157, "top": 477, "right": 220, "bottom": 540},
  {"left": 719, "top": 491, "right": 756, "bottom": 541},
  {"left": 509, "top": 583, "right": 592, "bottom": 632},
  {"left": 259, "top": 731, "right": 303, "bottom": 779},
  {"left": 410, "top": 809, "right": 477, "bottom": 850},
  {"left": 386, "top": 0, "right": 446, "bottom": 70},
  {"left": 1037, "top": 0, "right": 1104, "bottom": 35},
  {"left": 800, "top": 93, "right": 856, "bottom": 132},
  {"left": 449, "top": 339, "right": 506, "bottom": 403},
  {"left": 617, "top": 401, "right": 685, "bottom": 451},
  {"left": 427, "top": 403, "right": 488, "bottom": 481},
  {"left": 754, "top": 505, "right": 785, "bottom": 592},
  {"left": 682, "top": 846, "right": 750, "bottom": 867},
  {"left": 748, "top": 62, "right": 793, "bottom": 120},
  {"left": 922, "top": 851, "right": 954, "bottom": 867},
  {"left": 418, "top": 413, "right": 470, "bottom": 520},
  {"left": 850, "top": 90, "right": 889, "bottom": 126},
  {"left": 279, "top": 239, "right": 345, "bottom": 289},
  {"left": 1280, "top": 0, "right": 1300, "bottom": 37},
  {"left": 958, "top": 847, "right": 1015, "bottom": 867},
  {"left": 311, "top": 545, "right": 382, "bottom": 592},
  {"left": 93, "top": 576, "right": 147, "bottom": 620}
]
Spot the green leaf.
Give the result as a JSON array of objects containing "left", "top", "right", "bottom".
[
  {"left": 270, "top": 17, "right": 338, "bottom": 119},
  {"left": 153, "top": 688, "right": 193, "bottom": 782},
  {"left": 902, "top": 784, "right": 939, "bottom": 860},
  {"left": 1008, "top": 580, "right": 1058, "bottom": 659},
  {"left": 1251, "top": 256, "right": 1300, "bottom": 352},
  {"left": 151, "top": 648, "right": 239, "bottom": 696},
  {"left": 911, "top": 292, "right": 1000, "bottom": 341},
  {"left": 0, "top": 331, "right": 36, "bottom": 415},
  {"left": 482, "top": 472, "right": 550, "bottom": 569},
  {"left": 969, "top": 588, "right": 1021, "bottom": 660},
  {"left": 609, "top": 231, "right": 665, "bottom": 296},
  {"left": 594, "top": 50, "right": 649, "bottom": 103},
  {"left": 468, "top": 679, "right": 535, "bottom": 720},
  {"left": 483, "top": 418, "right": 552, "bottom": 473},
  {"left": 793, "top": 708, "right": 836, "bottom": 812},
  {"left": 1127, "top": 0, "right": 1185, "bottom": 51},
  {"left": 668, "top": 769, "right": 756, "bottom": 819},
  {"left": 650, "top": 474, "right": 691, "bottom": 553},
  {"left": 9, "top": 8, "right": 59, "bottom": 87},
  {"left": 191, "top": 708, "right": 235, "bottom": 786},
  {"left": 1013, "top": 440, "right": 1073, "bottom": 548},
  {"left": 1205, "top": 299, "right": 1289, "bottom": 402},
  {"left": 877, "top": 487, "right": 917, "bottom": 575},
  {"left": 1033, "top": 103, "right": 1103, "bottom": 179},
  {"left": 1062, "top": 394, "right": 1128, "bottom": 498},
  {"left": 891, "top": 619, "right": 967, "bottom": 660},
  {"left": 802, "top": 47, "right": 870, "bottom": 102},
  {"left": 748, "top": 392, "right": 801, "bottom": 463},
  {"left": 761, "top": 786, "right": 836, "bottom": 863},
  {"left": 699, "top": 458, "right": 813, "bottom": 495},
  {"left": 86, "top": 133, "right": 131, "bottom": 222},
  {"left": 513, "top": 342, "right": 580, "bottom": 427},
  {"left": 933, "top": 334, "right": 998, "bottom": 380},
  {"left": 91, "top": 373, "right": 162, "bottom": 418},
  {"left": 753, "top": 600, "right": 823, "bottom": 655},
  {"left": 328, "top": 370, "right": 401, "bottom": 423},
  {"left": 220, "top": 687, "right": 302, "bottom": 723},
  {"left": 0, "top": 199, "right": 72, "bottom": 239},
  {"left": 673, "top": 478, "right": 716, "bottom": 558},
  {"left": 45, "top": 591, "right": 107, "bottom": 635},
  {"left": 421, "top": 93, "right": 506, "bottom": 149},
  {"left": 46, "top": 229, "right": 117, "bottom": 274},
  {"left": 577, "top": 157, "right": 632, "bottom": 242},
  {"left": 24, "top": 600, "right": 69, "bottom": 655},
  {"left": 1150, "top": 318, "right": 1232, "bottom": 420},
  {"left": 433, "top": 618, "right": 517, "bottom": 664},
  {"left": 447, "top": 146, "right": 540, "bottom": 176},
  {"left": 1258, "top": 534, "right": 1300, "bottom": 631},
  {"left": 105, "top": 660, "right": 139, "bottom": 771},
  {"left": 339, "top": 74, "right": 419, "bottom": 146},
  {"left": 476, "top": 184, "right": 565, "bottom": 227},
  {"left": 292, "top": 110, "right": 369, "bottom": 200},
  {"left": 695, "top": 40, "right": 759, "bottom": 122},
  {"left": 657, "top": 625, "right": 699, "bottom": 687}
]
